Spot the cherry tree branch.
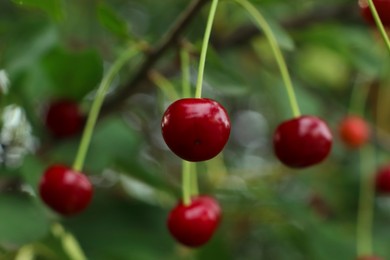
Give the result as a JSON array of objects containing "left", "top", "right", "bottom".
[{"left": 101, "top": 0, "right": 210, "bottom": 115}]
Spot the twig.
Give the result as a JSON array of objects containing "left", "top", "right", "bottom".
[{"left": 101, "top": 0, "right": 210, "bottom": 115}]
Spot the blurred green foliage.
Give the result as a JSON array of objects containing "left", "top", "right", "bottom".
[{"left": 1, "top": 0, "right": 390, "bottom": 259}]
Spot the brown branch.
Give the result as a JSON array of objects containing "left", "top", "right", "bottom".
[{"left": 101, "top": 0, "right": 210, "bottom": 115}]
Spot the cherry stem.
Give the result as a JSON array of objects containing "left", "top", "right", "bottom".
[
  {"left": 194, "top": 0, "right": 219, "bottom": 99},
  {"left": 182, "top": 160, "right": 192, "bottom": 206},
  {"left": 366, "top": 0, "right": 390, "bottom": 53},
  {"left": 73, "top": 47, "right": 138, "bottom": 172},
  {"left": 191, "top": 163, "right": 199, "bottom": 196},
  {"left": 234, "top": 0, "right": 301, "bottom": 118},
  {"left": 149, "top": 70, "right": 180, "bottom": 101},
  {"left": 357, "top": 145, "right": 375, "bottom": 257},
  {"left": 180, "top": 47, "right": 192, "bottom": 98}
]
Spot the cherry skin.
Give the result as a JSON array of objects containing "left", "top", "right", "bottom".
[
  {"left": 375, "top": 164, "right": 390, "bottom": 194},
  {"left": 161, "top": 98, "right": 230, "bottom": 162},
  {"left": 359, "top": 0, "right": 390, "bottom": 27},
  {"left": 167, "top": 196, "right": 221, "bottom": 247},
  {"left": 339, "top": 115, "right": 370, "bottom": 149},
  {"left": 39, "top": 164, "right": 93, "bottom": 216},
  {"left": 45, "top": 99, "right": 84, "bottom": 138},
  {"left": 273, "top": 115, "right": 332, "bottom": 168}
]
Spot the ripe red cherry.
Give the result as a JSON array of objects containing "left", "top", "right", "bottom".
[
  {"left": 161, "top": 98, "right": 230, "bottom": 162},
  {"left": 39, "top": 164, "right": 93, "bottom": 216},
  {"left": 359, "top": 0, "right": 390, "bottom": 26},
  {"left": 375, "top": 165, "right": 390, "bottom": 194},
  {"left": 357, "top": 256, "right": 384, "bottom": 260},
  {"left": 45, "top": 99, "right": 84, "bottom": 138},
  {"left": 167, "top": 196, "right": 221, "bottom": 247},
  {"left": 339, "top": 115, "right": 370, "bottom": 149},
  {"left": 273, "top": 115, "right": 332, "bottom": 168}
]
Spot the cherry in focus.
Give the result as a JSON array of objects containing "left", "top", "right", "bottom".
[
  {"left": 167, "top": 195, "right": 221, "bottom": 247},
  {"left": 161, "top": 98, "right": 230, "bottom": 162},
  {"left": 273, "top": 115, "right": 333, "bottom": 168}
]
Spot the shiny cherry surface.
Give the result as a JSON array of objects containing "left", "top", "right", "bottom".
[
  {"left": 167, "top": 196, "right": 221, "bottom": 247},
  {"left": 161, "top": 98, "right": 230, "bottom": 162},
  {"left": 339, "top": 115, "right": 369, "bottom": 149},
  {"left": 375, "top": 165, "right": 390, "bottom": 194},
  {"left": 39, "top": 164, "right": 93, "bottom": 216},
  {"left": 359, "top": 0, "right": 390, "bottom": 26},
  {"left": 45, "top": 99, "right": 84, "bottom": 138},
  {"left": 273, "top": 115, "right": 332, "bottom": 168}
]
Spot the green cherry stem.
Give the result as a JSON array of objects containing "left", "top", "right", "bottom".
[
  {"left": 191, "top": 163, "right": 199, "bottom": 196},
  {"left": 182, "top": 160, "right": 192, "bottom": 206},
  {"left": 180, "top": 47, "right": 192, "bottom": 98},
  {"left": 194, "top": 0, "right": 219, "bottom": 99},
  {"left": 367, "top": 0, "right": 390, "bottom": 53},
  {"left": 233, "top": 0, "right": 301, "bottom": 117},
  {"left": 73, "top": 47, "right": 138, "bottom": 172}
]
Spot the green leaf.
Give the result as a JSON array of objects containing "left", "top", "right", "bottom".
[
  {"left": 12, "top": 0, "right": 64, "bottom": 21},
  {"left": 97, "top": 3, "right": 130, "bottom": 40},
  {"left": 41, "top": 47, "right": 103, "bottom": 100},
  {"left": 0, "top": 194, "right": 49, "bottom": 246}
]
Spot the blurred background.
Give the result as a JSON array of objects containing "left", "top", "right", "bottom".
[{"left": 1, "top": 0, "right": 390, "bottom": 259}]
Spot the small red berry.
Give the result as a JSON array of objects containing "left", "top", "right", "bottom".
[
  {"left": 357, "top": 256, "right": 384, "bottom": 260},
  {"left": 161, "top": 98, "right": 230, "bottom": 162},
  {"left": 273, "top": 115, "right": 332, "bottom": 168},
  {"left": 45, "top": 99, "right": 84, "bottom": 138},
  {"left": 339, "top": 115, "right": 370, "bottom": 149},
  {"left": 39, "top": 164, "right": 93, "bottom": 216},
  {"left": 359, "top": 0, "right": 390, "bottom": 26},
  {"left": 375, "top": 165, "right": 390, "bottom": 194},
  {"left": 167, "top": 196, "right": 221, "bottom": 247}
]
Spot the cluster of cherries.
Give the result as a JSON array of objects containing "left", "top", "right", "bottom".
[{"left": 35, "top": 1, "right": 390, "bottom": 258}]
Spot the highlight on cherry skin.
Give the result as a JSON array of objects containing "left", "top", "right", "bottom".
[
  {"left": 45, "top": 99, "right": 85, "bottom": 138},
  {"left": 161, "top": 98, "right": 231, "bottom": 162},
  {"left": 359, "top": 0, "right": 390, "bottom": 27},
  {"left": 339, "top": 115, "right": 370, "bottom": 149},
  {"left": 273, "top": 115, "right": 333, "bottom": 168},
  {"left": 375, "top": 164, "right": 390, "bottom": 194},
  {"left": 167, "top": 195, "right": 221, "bottom": 247},
  {"left": 39, "top": 164, "right": 93, "bottom": 216}
]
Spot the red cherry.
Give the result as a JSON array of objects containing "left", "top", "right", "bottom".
[
  {"left": 339, "top": 115, "right": 370, "bottom": 149},
  {"left": 359, "top": 0, "right": 390, "bottom": 26},
  {"left": 45, "top": 99, "right": 84, "bottom": 138},
  {"left": 375, "top": 165, "right": 390, "bottom": 194},
  {"left": 39, "top": 164, "right": 93, "bottom": 216},
  {"left": 273, "top": 115, "right": 332, "bottom": 168},
  {"left": 161, "top": 98, "right": 230, "bottom": 162},
  {"left": 357, "top": 256, "right": 384, "bottom": 260},
  {"left": 167, "top": 196, "right": 221, "bottom": 247}
]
